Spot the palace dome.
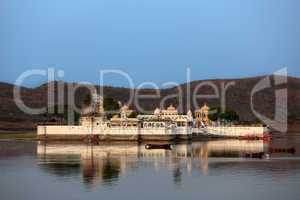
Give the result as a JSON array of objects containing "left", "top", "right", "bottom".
[{"left": 154, "top": 108, "right": 161, "bottom": 115}]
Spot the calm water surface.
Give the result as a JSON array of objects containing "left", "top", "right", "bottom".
[{"left": 1, "top": 134, "right": 300, "bottom": 200}]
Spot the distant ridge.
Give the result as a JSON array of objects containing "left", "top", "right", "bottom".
[{"left": 0, "top": 75, "right": 299, "bottom": 132}]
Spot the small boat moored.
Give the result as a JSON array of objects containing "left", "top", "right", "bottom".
[{"left": 145, "top": 144, "right": 172, "bottom": 150}]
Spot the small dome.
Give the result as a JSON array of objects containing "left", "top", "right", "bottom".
[
  {"left": 112, "top": 114, "right": 119, "bottom": 119},
  {"left": 154, "top": 108, "right": 161, "bottom": 115},
  {"left": 202, "top": 103, "right": 209, "bottom": 110},
  {"left": 121, "top": 105, "right": 129, "bottom": 111},
  {"left": 187, "top": 110, "right": 193, "bottom": 121},
  {"left": 167, "top": 104, "right": 176, "bottom": 111}
]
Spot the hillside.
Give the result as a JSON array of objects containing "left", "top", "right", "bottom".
[{"left": 0, "top": 75, "right": 299, "bottom": 132}]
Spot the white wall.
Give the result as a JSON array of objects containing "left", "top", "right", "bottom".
[
  {"left": 37, "top": 125, "right": 191, "bottom": 136},
  {"left": 201, "top": 126, "right": 267, "bottom": 137}
]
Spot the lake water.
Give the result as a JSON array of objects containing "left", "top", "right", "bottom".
[{"left": 1, "top": 135, "right": 300, "bottom": 200}]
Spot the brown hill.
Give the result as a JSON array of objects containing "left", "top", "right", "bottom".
[{"left": 0, "top": 75, "right": 299, "bottom": 132}]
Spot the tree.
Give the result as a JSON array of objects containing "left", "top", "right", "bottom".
[
  {"left": 208, "top": 107, "right": 220, "bottom": 121},
  {"left": 103, "top": 97, "right": 120, "bottom": 119},
  {"left": 128, "top": 111, "right": 137, "bottom": 118},
  {"left": 219, "top": 108, "right": 239, "bottom": 122},
  {"left": 208, "top": 107, "right": 239, "bottom": 122},
  {"left": 83, "top": 93, "right": 92, "bottom": 106},
  {"left": 44, "top": 105, "right": 80, "bottom": 124},
  {"left": 63, "top": 107, "right": 81, "bottom": 124}
]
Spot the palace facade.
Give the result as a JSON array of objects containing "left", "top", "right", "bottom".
[{"left": 194, "top": 103, "right": 210, "bottom": 127}]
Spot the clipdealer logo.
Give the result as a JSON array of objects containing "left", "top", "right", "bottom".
[
  {"left": 13, "top": 67, "right": 289, "bottom": 132},
  {"left": 251, "top": 68, "right": 288, "bottom": 132}
]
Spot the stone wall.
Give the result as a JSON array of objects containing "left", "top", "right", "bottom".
[
  {"left": 193, "top": 126, "right": 268, "bottom": 138},
  {"left": 37, "top": 125, "right": 192, "bottom": 136}
]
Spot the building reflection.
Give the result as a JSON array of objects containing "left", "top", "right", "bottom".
[
  {"left": 37, "top": 139, "right": 269, "bottom": 187},
  {"left": 81, "top": 156, "right": 121, "bottom": 186}
]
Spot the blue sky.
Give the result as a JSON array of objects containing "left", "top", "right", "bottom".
[{"left": 0, "top": 0, "right": 299, "bottom": 87}]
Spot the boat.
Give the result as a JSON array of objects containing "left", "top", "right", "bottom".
[{"left": 145, "top": 144, "right": 172, "bottom": 150}]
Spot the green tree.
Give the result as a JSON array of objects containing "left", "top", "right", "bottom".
[
  {"left": 208, "top": 107, "right": 239, "bottom": 122},
  {"left": 103, "top": 97, "right": 120, "bottom": 119},
  {"left": 128, "top": 111, "right": 137, "bottom": 118},
  {"left": 63, "top": 105, "right": 81, "bottom": 124},
  {"left": 83, "top": 93, "right": 92, "bottom": 106},
  {"left": 221, "top": 108, "right": 239, "bottom": 122},
  {"left": 208, "top": 107, "right": 220, "bottom": 121}
]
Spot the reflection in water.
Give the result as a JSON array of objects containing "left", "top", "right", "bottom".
[
  {"left": 1, "top": 137, "right": 300, "bottom": 200},
  {"left": 39, "top": 155, "right": 81, "bottom": 177},
  {"left": 82, "top": 156, "right": 121, "bottom": 186},
  {"left": 37, "top": 140, "right": 268, "bottom": 187},
  {"left": 173, "top": 166, "right": 182, "bottom": 185}
]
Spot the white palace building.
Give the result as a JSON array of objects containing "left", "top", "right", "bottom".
[
  {"left": 37, "top": 94, "right": 194, "bottom": 141},
  {"left": 37, "top": 93, "right": 268, "bottom": 141}
]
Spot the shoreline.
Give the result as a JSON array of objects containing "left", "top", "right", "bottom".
[
  {"left": 0, "top": 131, "right": 36, "bottom": 141},
  {"left": 1, "top": 129, "right": 299, "bottom": 142}
]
